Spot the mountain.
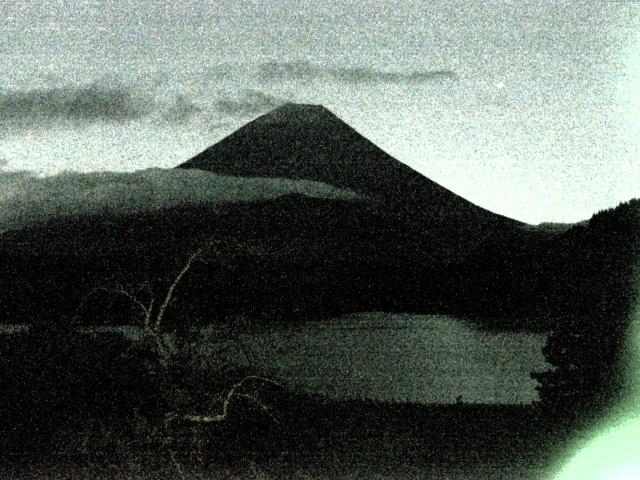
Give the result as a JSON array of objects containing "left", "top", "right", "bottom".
[
  {"left": 4, "top": 103, "right": 633, "bottom": 333},
  {"left": 0, "top": 104, "right": 536, "bottom": 329},
  {"left": 179, "top": 103, "right": 522, "bottom": 230}
]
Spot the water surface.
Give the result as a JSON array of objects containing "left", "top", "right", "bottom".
[
  {"left": 1, "top": 313, "right": 548, "bottom": 404},
  {"left": 213, "top": 313, "right": 549, "bottom": 404}
]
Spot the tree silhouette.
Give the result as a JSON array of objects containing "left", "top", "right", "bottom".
[
  {"left": 71, "top": 245, "right": 283, "bottom": 476},
  {"left": 531, "top": 199, "right": 639, "bottom": 422}
]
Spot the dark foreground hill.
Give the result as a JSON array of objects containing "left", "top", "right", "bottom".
[
  {"left": 0, "top": 193, "right": 637, "bottom": 332},
  {"left": 0, "top": 194, "right": 509, "bottom": 327}
]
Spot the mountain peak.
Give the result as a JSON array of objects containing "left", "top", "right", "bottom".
[
  {"left": 253, "top": 103, "right": 337, "bottom": 125},
  {"left": 270, "top": 102, "right": 329, "bottom": 113}
]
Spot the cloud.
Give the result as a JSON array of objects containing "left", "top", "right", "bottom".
[
  {"left": 160, "top": 94, "right": 203, "bottom": 123},
  {"left": 0, "top": 83, "right": 203, "bottom": 129},
  {"left": 0, "top": 168, "right": 362, "bottom": 233},
  {"left": 0, "top": 169, "right": 37, "bottom": 202},
  {"left": 213, "top": 90, "right": 287, "bottom": 116},
  {"left": 0, "top": 84, "right": 151, "bottom": 123},
  {"left": 259, "top": 61, "right": 457, "bottom": 84}
]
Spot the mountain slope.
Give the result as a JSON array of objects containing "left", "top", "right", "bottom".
[{"left": 179, "top": 103, "right": 523, "bottom": 229}]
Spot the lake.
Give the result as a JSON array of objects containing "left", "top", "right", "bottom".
[
  {"left": 207, "top": 313, "right": 549, "bottom": 404},
  {"left": 1, "top": 313, "right": 549, "bottom": 404}
]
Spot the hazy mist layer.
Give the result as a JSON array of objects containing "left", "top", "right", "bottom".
[{"left": 0, "top": 168, "right": 361, "bottom": 233}]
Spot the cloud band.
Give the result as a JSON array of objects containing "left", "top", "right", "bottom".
[{"left": 259, "top": 61, "right": 456, "bottom": 84}]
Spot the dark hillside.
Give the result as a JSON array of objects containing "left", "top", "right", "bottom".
[{"left": 0, "top": 193, "right": 531, "bottom": 328}]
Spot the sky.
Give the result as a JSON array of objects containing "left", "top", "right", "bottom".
[{"left": 1, "top": 0, "right": 640, "bottom": 224}]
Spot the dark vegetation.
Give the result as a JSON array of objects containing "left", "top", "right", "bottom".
[
  {"left": 0, "top": 326, "right": 159, "bottom": 455},
  {"left": 0, "top": 197, "right": 635, "bottom": 334},
  {"left": 0, "top": 324, "right": 286, "bottom": 465},
  {"left": 532, "top": 199, "right": 640, "bottom": 424},
  {"left": 0, "top": 193, "right": 531, "bottom": 329},
  {"left": 0, "top": 326, "right": 559, "bottom": 477}
]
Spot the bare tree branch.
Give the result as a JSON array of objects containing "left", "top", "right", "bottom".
[
  {"left": 155, "top": 249, "right": 203, "bottom": 331},
  {"left": 145, "top": 297, "right": 155, "bottom": 329},
  {"left": 147, "top": 328, "right": 169, "bottom": 362},
  {"left": 168, "top": 449, "right": 186, "bottom": 480},
  {"left": 178, "top": 375, "right": 282, "bottom": 424},
  {"left": 71, "top": 243, "right": 285, "bottom": 469},
  {"left": 236, "top": 393, "right": 280, "bottom": 424}
]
